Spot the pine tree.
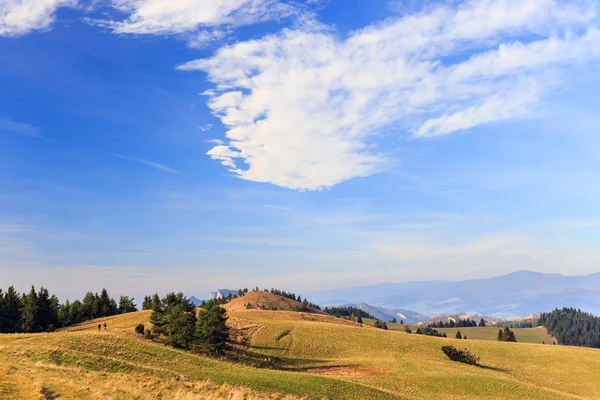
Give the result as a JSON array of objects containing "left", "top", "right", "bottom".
[
  {"left": 163, "top": 304, "right": 197, "bottom": 349},
  {"left": 400, "top": 319, "right": 403, "bottom": 324},
  {"left": 456, "top": 330, "right": 462, "bottom": 339},
  {"left": 1, "top": 286, "right": 21, "bottom": 333},
  {"left": 498, "top": 328, "right": 504, "bottom": 341},
  {"left": 36, "top": 287, "right": 59, "bottom": 332},
  {"left": 118, "top": 296, "right": 137, "bottom": 313},
  {"left": 142, "top": 295, "right": 153, "bottom": 310},
  {"left": 357, "top": 315, "right": 363, "bottom": 324},
  {"left": 21, "top": 286, "right": 38, "bottom": 333},
  {"left": 479, "top": 318, "right": 486, "bottom": 327},
  {"left": 196, "top": 302, "right": 230, "bottom": 353}
]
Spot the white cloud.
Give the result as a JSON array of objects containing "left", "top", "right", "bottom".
[
  {"left": 104, "top": 0, "right": 295, "bottom": 39},
  {"left": 178, "top": 0, "right": 600, "bottom": 190},
  {"left": 0, "top": 0, "right": 77, "bottom": 37}
]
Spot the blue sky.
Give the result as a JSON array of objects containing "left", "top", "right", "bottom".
[{"left": 2, "top": 0, "right": 600, "bottom": 301}]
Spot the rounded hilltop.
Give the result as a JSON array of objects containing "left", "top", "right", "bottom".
[{"left": 225, "top": 290, "right": 325, "bottom": 314}]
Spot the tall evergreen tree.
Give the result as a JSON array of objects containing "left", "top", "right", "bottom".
[
  {"left": 196, "top": 302, "right": 230, "bottom": 353},
  {"left": 36, "top": 287, "right": 59, "bottom": 332},
  {"left": 142, "top": 295, "right": 153, "bottom": 310},
  {"left": 21, "top": 286, "right": 38, "bottom": 333},
  {"left": 455, "top": 330, "right": 462, "bottom": 339},
  {"left": 0, "top": 286, "right": 21, "bottom": 333},
  {"left": 118, "top": 296, "right": 137, "bottom": 313},
  {"left": 163, "top": 304, "right": 197, "bottom": 349}
]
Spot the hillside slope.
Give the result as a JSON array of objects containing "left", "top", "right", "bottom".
[
  {"left": 0, "top": 311, "right": 392, "bottom": 400},
  {"left": 225, "top": 290, "right": 324, "bottom": 314},
  {"left": 2, "top": 307, "right": 600, "bottom": 399}
]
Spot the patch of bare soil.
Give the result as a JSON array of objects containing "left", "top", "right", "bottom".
[{"left": 302, "top": 365, "right": 387, "bottom": 377}]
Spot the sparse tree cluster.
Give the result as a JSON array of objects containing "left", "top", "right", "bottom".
[
  {"left": 0, "top": 285, "right": 136, "bottom": 333},
  {"left": 414, "top": 326, "right": 446, "bottom": 338},
  {"left": 538, "top": 308, "right": 600, "bottom": 348},
  {"left": 497, "top": 327, "right": 517, "bottom": 342},
  {"left": 374, "top": 320, "right": 388, "bottom": 330},
  {"left": 148, "top": 293, "right": 230, "bottom": 354}
]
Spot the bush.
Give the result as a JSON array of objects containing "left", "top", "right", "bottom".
[
  {"left": 144, "top": 329, "right": 153, "bottom": 339},
  {"left": 135, "top": 323, "right": 145, "bottom": 335},
  {"left": 441, "top": 345, "right": 480, "bottom": 366}
]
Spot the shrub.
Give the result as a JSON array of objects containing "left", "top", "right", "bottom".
[
  {"left": 135, "top": 323, "right": 145, "bottom": 335},
  {"left": 144, "top": 329, "right": 153, "bottom": 339},
  {"left": 441, "top": 345, "right": 480, "bottom": 366}
]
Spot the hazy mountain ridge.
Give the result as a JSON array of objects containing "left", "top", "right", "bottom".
[{"left": 307, "top": 271, "right": 600, "bottom": 318}]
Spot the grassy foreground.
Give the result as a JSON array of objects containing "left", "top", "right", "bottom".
[{"left": 1, "top": 303, "right": 600, "bottom": 399}]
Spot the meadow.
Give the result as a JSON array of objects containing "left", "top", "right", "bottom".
[
  {"left": 359, "top": 318, "right": 555, "bottom": 344},
  {"left": 1, "top": 293, "right": 600, "bottom": 399}
]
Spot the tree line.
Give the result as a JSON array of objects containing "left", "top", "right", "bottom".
[
  {"left": 0, "top": 285, "right": 137, "bottom": 333},
  {"left": 429, "top": 318, "right": 485, "bottom": 328},
  {"left": 538, "top": 308, "right": 600, "bottom": 348},
  {"left": 323, "top": 306, "right": 376, "bottom": 320}
]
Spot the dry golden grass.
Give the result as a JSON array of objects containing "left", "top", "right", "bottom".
[
  {"left": 2, "top": 300, "right": 600, "bottom": 399},
  {"left": 225, "top": 291, "right": 324, "bottom": 314}
]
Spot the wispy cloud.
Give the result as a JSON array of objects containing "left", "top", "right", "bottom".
[
  {"left": 260, "top": 204, "right": 294, "bottom": 213},
  {"left": 0, "top": 117, "right": 42, "bottom": 138},
  {"left": 0, "top": 0, "right": 77, "bottom": 37},
  {"left": 105, "top": 153, "right": 181, "bottom": 174},
  {"left": 178, "top": 0, "right": 600, "bottom": 190},
  {"left": 199, "top": 124, "right": 213, "bottom": 131},
  {"left": 95, "top": 0, "right": 300, "bottom": 45}
]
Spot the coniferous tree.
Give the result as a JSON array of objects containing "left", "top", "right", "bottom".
[
  {"left": 142, "top": 295, "right": 153, "bottom": 310},
  {"left": 118, "top": 296, "right": 137, "bottom": 313},
  {"left": 163, "top": 304, "right": 197, "bottom": 349},
  {"left": 196, "top": 302, "right": 230, "bottom": 353},
  {"left": 36, "top": 287, "right": 59, "bottom": 332},
  {"left": 498, "top": 328, "right": 504, "bottom": 341},
  {"left": 21, "top": 286, "right": 38, "bottom": 333},
  {"left": 479, "top": 318, "right": 486, "bottom": 327},
  {"left": 357, "top": 315, "right": 363, "bottom": 324},
  {"left": 455, "top": 330, "right": 462, "bottom": 339},
  {"left": 0, "top": 286, "right": 21, "bottom": 333},
  {"left": 58, "top": 299, "right": 72, "bottom": 327}
]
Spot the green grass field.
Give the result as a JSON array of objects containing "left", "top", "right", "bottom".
[
  {"left": 1, "top": 304, "right": 600, "bottom": 399},
  {"left": 436, "top": 326, "right": 555, "bottom": 344},
  {"left": 359, "top": 318, "right": 555, "bottom": 344}
]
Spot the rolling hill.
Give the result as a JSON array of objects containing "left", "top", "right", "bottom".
[
  {"left": 225, "top": 290, "right": 324, "bottom": 313},
  {"left": 2, "top": 296, "right": 600, "bottom": 399},
  {"left": 307, "top": 270, "right": 600, "bottom": 318}
]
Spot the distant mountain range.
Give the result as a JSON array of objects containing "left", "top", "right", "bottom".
[{"left": 307, "top": 271, "right": 600, "bottom": 318}]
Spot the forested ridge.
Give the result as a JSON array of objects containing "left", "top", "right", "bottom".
[
  {"left": 0, "top": 285, "right": 137, "bottom": 333},
  {"left": 538, "top": 308, "right": 600, "bottom": 348}
]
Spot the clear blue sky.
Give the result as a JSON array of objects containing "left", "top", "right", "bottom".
[{"left": 2, "top": 0, "right": 600, "bottom": 301}]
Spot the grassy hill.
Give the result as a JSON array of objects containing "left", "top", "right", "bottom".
[
  {"left": 2, "top": 297, "right": 600, "bottom": 399},
  {"left": 225, "top": 291, "right": 324, "bottom": 314}
]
